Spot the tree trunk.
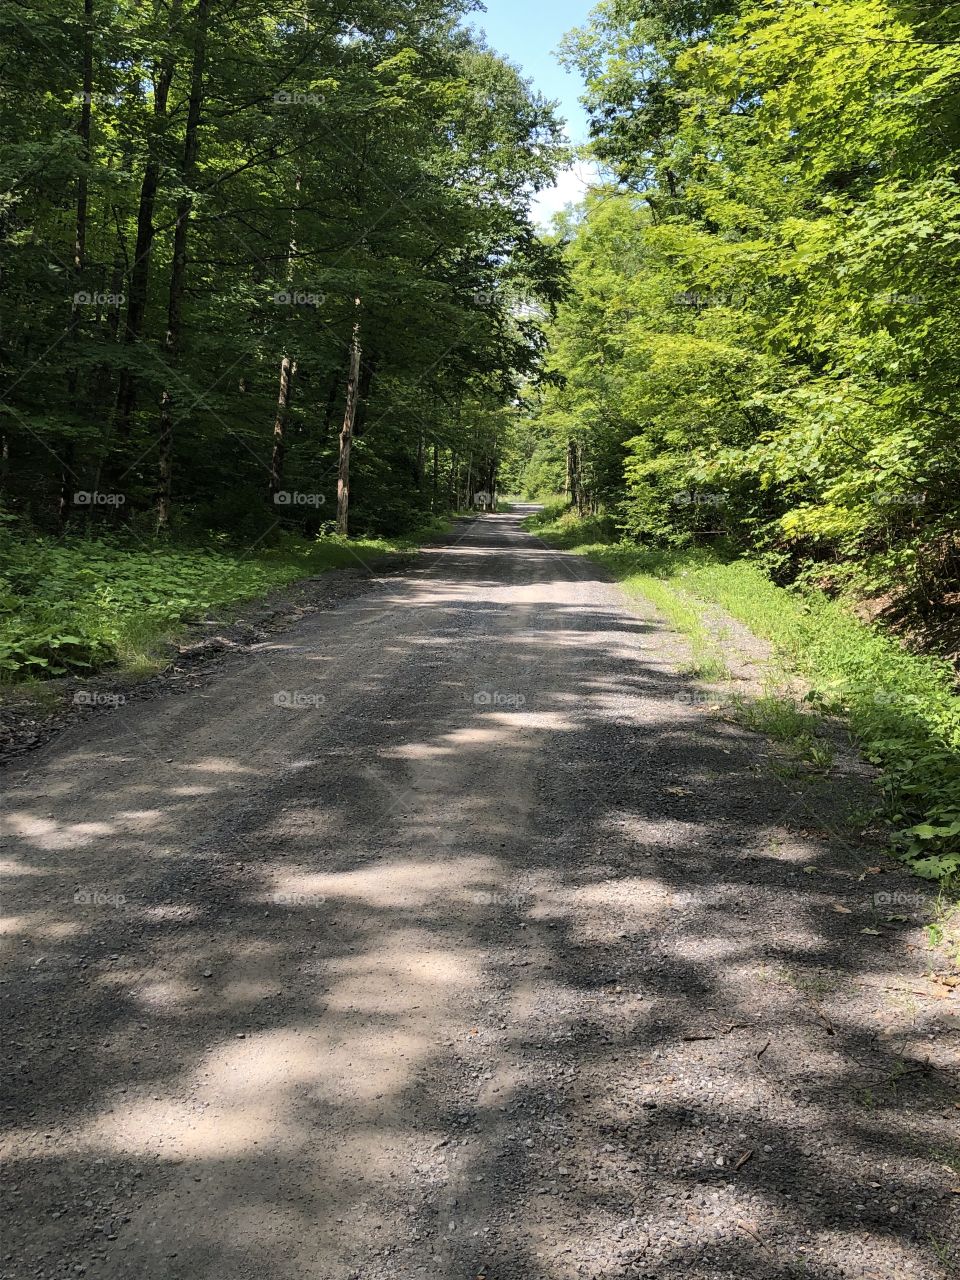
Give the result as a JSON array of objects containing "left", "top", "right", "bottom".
[
  {"left": 115, "top": 0, "right": 183, "bottom": 437},
  {"left": 567, "top": 439, "right": 585, "bottom": 512},
  {"left": 157, "top": 0, "right": 209, "bottom": 531},
  {"left": 74, "top": 0, "right": 93, "bottom": 276},
  {"left": 415, "top": 429, "right": 425, "bottom": 492},
  {"left": 270, "top": 355, "right": 296, "bottom": 500},
  {"left": 432, "top": 439, "right": 438, "bottom": 510},
  {"left": 322, "top": 364, "right": 343, "bottom": 436},
  {"left": 60, "top": 0, "right": 95, "bottom": 531},
  {"left": 575, "top": 443, "right": 588, "bottom": 515},
  {"left": 266, "top": 172, "right": 301, "bottom": 501},
  {"left": 337, "top": 300, "right": 362, "bottom": 536}
]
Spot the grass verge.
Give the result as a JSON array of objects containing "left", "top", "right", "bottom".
[
  {"left": 526, "top": 501, "right": 960, "bottom": 885},
  {"left": 0, "top": 524, "right": 437, "bottom": 685}
]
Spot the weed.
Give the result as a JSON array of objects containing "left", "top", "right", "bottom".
[
  {"left": 928, "top": 1236, "right": 955, "bottom": 1268},
  {"left": 780, "top": 967, "right": 838, "bottom": 998},
  {"left": 0, "top": 527, "right": 427, "bottom": 685},
  {"left": 926, "top": 885, "right": 960, "bottom": 967}
]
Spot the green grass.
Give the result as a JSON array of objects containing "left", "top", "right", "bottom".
[
  {"left": 0, "top": 526, "right": 431, "bottom": 685},
  {"left": 732, "top": 694, "right": 836, "bottom": 771},
  {"left": 527, "top": 502, "right": 960, "bottom": 883}
]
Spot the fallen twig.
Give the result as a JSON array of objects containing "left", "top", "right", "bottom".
[{"left": 736, "top": 1220, "right": 771, "bottom": 1251}]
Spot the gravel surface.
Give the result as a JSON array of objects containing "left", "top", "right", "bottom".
[{"left": 2, "top": 508, "right": 957, "bottom": 1280}]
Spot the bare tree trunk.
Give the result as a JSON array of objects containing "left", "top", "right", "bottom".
[
  {"left": 269, "top": 355, "right": 296, "bottom": 500},
  {"left": 59, "top": 0, "right": 95, "bottom": 530},
  {"left": 115, "top": 0, "right": 183, "bottom": 438},
  {"left": 415, "top": 429, "right": 425, "bottom": 492},
  {"left": 267, "top": 172, "right": 301, "bottom": 502},
  {"left": 337, "top": 299, "right": 362, "bottom": 536},
  {"left": 157, "top": 0, "right": 209, "bottom": 531},
  {"left": 574, "top": 442, "right": 588, "bottom": 515},
  {"left": 432, "top": 438, "right": 438, "bottom": 511},
  {"left": 567, "top": 439, "right": 585, "bottom": 513},
  {"left": 73, "top": 0, "right": 93, "bottom": 277}
]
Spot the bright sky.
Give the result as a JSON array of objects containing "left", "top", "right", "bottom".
[{"left": 465, "top": 0, "right": 599, "bottom": 227}]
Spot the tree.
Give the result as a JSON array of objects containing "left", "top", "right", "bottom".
[
  {"left": 0, "top": 0, "right": 566, "bottom": 536},
  {"left": 528, "top": 0, "right": 960, "bottom": 625}
]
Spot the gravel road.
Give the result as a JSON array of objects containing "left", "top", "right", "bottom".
[{"left": 2, "top": 508, "right": 957, "bottom": 1280}]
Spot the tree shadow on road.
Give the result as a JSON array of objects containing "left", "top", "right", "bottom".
[{"left": 2, "top": 521, "right": 957, "bottom": 1280}]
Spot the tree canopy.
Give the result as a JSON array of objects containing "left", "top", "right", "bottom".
[
  {"left": 520, "top": 0, "right": 960, "bottom": 649},
  {"left": 0, "top": 0, "right": 566, "bottom": 535}
]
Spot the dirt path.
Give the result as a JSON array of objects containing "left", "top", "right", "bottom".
[{"left": 2, "top": 509, "right": 957, "bottom": 1280}]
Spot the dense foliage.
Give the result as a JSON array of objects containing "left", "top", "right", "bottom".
[
  {"left": 0, "top": 521, "right": 417, "bottom": 679},
  {"left": 0, "top": 0, "right": 565, "bottom": 539},
  {"left": 520, "top": 0, "right": 960, "bottom": 655}
]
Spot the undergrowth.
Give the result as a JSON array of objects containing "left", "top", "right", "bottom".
[{"left": 0, "top": 525, "right": 429, "bottom": 684}]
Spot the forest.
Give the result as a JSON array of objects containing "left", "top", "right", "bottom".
[
  {"left": 518, "top": 0, "right": 959, "bottom": 634},
  {"left": 0, "top": 0, "right": 566, "bottom": 679},
  {"left": 1, "top": 0, "right": 566, "bottom": 537}
]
